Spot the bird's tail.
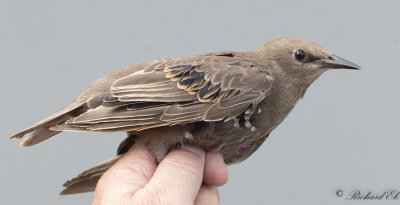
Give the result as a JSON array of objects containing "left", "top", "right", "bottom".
[
  {"left": 60, "top": 156, "right": 121, "bottom": 195},
  {"left": 60, "top": 134, "right": 136, "bottom": 195},
  {"left": 9, "top": 100, "right": 88, "bottom": 147}
]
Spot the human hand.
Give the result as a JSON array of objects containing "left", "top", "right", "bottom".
[{"left": 93, "top": 144, "right": 229, "bottom": 205}]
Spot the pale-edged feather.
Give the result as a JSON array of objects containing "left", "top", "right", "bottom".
[{"left": 54, "top": 52, "right": 274, "bottom": 134}]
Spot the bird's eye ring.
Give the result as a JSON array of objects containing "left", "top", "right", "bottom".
[{"left": 294, "top": 49, "right": 306, "bottom": 61}]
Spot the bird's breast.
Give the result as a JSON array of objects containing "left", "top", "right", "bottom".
[{"left": 212, "top": 89, "right": 301, "bottom": 163}]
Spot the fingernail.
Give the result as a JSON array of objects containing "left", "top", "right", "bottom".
[
  {"left": 225, "top": 167, "right": 229, "bottom": 184},
  {"left": 182, "top": 145, "right": 204, "bottom": 156}
]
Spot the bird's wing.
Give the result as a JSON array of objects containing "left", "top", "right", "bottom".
[
  {"left": 9, "top": 60, "right": 161, "bottom": 146},
  {"left": 52, "top": 52, "right": 274, "bottom": 132}
]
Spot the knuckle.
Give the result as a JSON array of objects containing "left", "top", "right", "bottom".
[{"left": 133, "top": 183, "right": 163, "bottom": 205}]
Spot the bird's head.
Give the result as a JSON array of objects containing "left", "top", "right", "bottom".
[{"left": 256, "top": 38, "right": 360, "bottom": 85}]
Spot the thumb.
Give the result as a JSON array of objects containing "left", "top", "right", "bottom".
[
  {"left": 93, "top": 144, "right": 157, "bottom": 204},
  {"left": 133, "top": 145, "right": 205, "bottom": 204}
]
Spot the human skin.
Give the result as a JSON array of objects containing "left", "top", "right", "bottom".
[{"left": 93, "top": 144, "right": 229, "bottom": 205}]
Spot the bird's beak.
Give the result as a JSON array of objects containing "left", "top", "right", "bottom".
[{"left": 315, "top": 54, "right": 361, "bottom": 70}]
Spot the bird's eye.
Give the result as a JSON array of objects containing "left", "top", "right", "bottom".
[{"left": 294, "top": 49, "right": 306, "bottom": 61}]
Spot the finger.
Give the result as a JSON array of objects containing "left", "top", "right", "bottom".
[
  {"left": 203, "top": 152, "right": 228, "bottom": 186},
  {"left": 93, "top": 143, "right": 157, "bottom": 203},
  {"left": 194, "top": 185, "right": 220, "bottom": 205},
  {"left": 134, "top": 145, "right": 205, "bottom": 204}
]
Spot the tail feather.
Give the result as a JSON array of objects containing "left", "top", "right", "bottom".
[
  {"left": 60, "top": 156, "right": 121, "bottom": 195},
  {"left": 60, "top": 173, "right": 104, "bottom": 195},
  {"left": 61, "top": 135, "right": 136, "bottom": 195},
  {"left": 20, "top": 128, "right": 61, "bottom": 147},
  {"left": 9, "top": 101, "right": 88, "bottom": 146}
]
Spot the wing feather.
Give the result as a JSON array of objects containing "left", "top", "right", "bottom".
[{"left": 55, "top": 52, "right": 274, "bottom": 132}]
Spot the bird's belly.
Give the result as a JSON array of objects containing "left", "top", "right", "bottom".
[
  {"left": 211, "top": 120, "right": 270, "bottom": 164},
  {"left": 208, "top": 103, "right": 288, "bottom": 164}
]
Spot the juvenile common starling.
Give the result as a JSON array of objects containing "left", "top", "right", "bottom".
[{"left": 10, "top": 38, "right": 360, "bottom": 195}]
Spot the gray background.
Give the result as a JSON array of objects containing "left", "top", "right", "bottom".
[{"left": 1, "top": 0, "right": 399, "bottom": 204}]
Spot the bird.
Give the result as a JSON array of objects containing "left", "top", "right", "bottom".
[{"left": 9, "top": 38, "right": 360, "bottom": 195}]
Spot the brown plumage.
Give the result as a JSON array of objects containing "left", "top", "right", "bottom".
[{"left": 9, "top": 38, "right": 360, "bottom": 195}]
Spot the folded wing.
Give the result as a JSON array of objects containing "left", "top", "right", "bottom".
[{"left": 52, "top": 52, "right": 274, "bottom": 132}]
